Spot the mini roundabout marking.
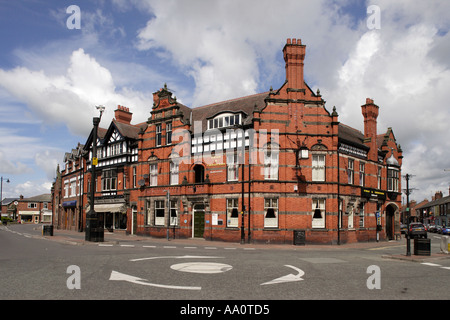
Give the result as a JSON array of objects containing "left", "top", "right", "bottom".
[{"left": 109, "top": 255, "right": 304, "bottom": 290}]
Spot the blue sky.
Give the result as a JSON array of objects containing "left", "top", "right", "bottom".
[{"left": 0, "top": 0, "right": 449, "bottom": 203}]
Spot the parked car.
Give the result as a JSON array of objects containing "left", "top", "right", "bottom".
[
  {"left": 400, "top": 224, "right": 408, "bottom": 234},
  {"left": 428, "top": 225, "right": 437, "bottom": 233},
  {"left": 408, "top": 222, "right": 427, "bottom": 239},
  {"left": 442, "top": 226, "right": 450, "bottom": 235}
]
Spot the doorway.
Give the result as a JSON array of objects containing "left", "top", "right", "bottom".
[
  {"left": 193, "top": 203, "right": 205, "bottom": 238},
  {"left": 386, "top": 204, "right": 396, "bottom": 240},
  {"left": 132, "top": 206, "right": 137, "bottom": 235}
]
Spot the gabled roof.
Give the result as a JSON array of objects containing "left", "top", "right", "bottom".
[
  {"left": 83, "top": 126, "right": 107, "bottom": 152},
  {"left": 103, "top": 119, "right": 145, "bottom": 142},
  {"left": 64, "top": 143, "right": 85, "bottom": 162},
  {"left": 1, "top": 198, "right": 19, "bottom": 206}
]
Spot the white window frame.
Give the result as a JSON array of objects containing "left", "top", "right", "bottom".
[
  {"left": 264, "top": 150, "right": 279, "bottom": 180},
  {"left": 102, "top": 169, "right": 117, "bottom": 191},
  {"left": 312, "top": 198, "right": 326, "bottom": 229},
  {"left": 359, "top": 162, "right": 365, "bottom": 186},
  {"left": 208, "top": 113, "right": 241, "bottom": 130},
  {"left": 170, "top": 161, "right": 179, "bottom": 185},
  {"left": 348, "top": 159, "right": 354, "bottom": 184},
  {"left": 154, "top": 200, "right": 165, "bottom": 226},
  {"left": 227, "top": 199, "right": 239, "bottom": 228},
  {"left": 264, "top": 198, "right": 278, "bottom": 228},
  {"left": 166, "top": 122, "right": 172, "bottom": 145},
  {"left": 150, "top": 164, "right": 158, "bottom": 186},
  {"left": 359, "top": 202, "right": 365, "bottom": 228},
  {"left": 377, "top": 166, "right": 382, "bottom": 189},
  {"left": 156, "top": 124, "right": 162, "bottom": 147},
  {"left": 312, "top": 154, "right": 325, "bottom": 182},
  {"left": 169, "top": 200, "right": 178, "bottom": 226},
  {"left": 387, "top": 168, "right": 399, "bottom": 192},
  {"left": 70, "top": 180, "right": 76, "bottom": 195},
  {"left": 28, "top": 203, "right": 37, "bottom": 209},
  {"left": 348, "top": 207, "right": 354, "bottom": 229},
  {"left": 227, "top": 153, "right": 239, "bottom": 181},
  {"left": 64, "top": 182, "right": 69, "bottom": 198}
]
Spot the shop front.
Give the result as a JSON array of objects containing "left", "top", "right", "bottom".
[
  {"left": 92, "top": 202, "right": 127, "bottom": 232},
  {"left": 19, "top": 211, "right": 40, "bottom": 223}
]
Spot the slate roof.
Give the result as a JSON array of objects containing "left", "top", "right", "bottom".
[
  {"left": 110, "top": 120, "right": 146, "bottom": 140},
  {"left": 191, "top": 92, "right": 269, "bottom": 131},
  {"left": 21, "top": 194, "right": 52, "bottom": 202},
  {"left": 416, "top": 195, "right": 450, "bottom": 210},
  {"left": 338, "top": 123, "right": 368, "bottom": 149}
]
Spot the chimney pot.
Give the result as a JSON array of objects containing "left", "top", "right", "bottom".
[{"left": 114, "top": 105, "right": 132, "bottom": 124}]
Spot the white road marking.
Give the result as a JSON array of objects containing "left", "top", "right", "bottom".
[
  {"left": 170, "top": 262, "right": 232, "bottom": 274},
  {"left": 109, "top": 270, "right": 201, "bottom": 290},
  {"left": 130, "top": 255, "right": 223, "bottom": 262},
  {"left": 261, "top": 265, "right": 305, "bottom": 286}
]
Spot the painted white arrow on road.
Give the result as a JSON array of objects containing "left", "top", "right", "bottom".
[
  {"left": 109, "top": 270, "right": 201, "bottom": 290},
  {"left": 260, "top": 265, "right": 305, "bottom": 286}
]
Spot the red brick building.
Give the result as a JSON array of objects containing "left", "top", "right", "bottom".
[
  {"left": 82, "top": 106, "right": 145, "bottom": 233},
  {"left": 133, "top": 38, "right": 403, "bottom": 244},
  {"left": 16, "top": 194, "right": 52, "bottom": 224},
  {"left": 53, "top": 38, "right": 403, "bottom": 244},
  {"left": 52, "top": 143, "right": 86, "bottom": 231}
]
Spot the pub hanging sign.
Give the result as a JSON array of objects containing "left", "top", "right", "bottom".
[{"left": 361, "top": 187, "right": 386, "bottom": 200}]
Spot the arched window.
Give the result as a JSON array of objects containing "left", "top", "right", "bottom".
[{"left": 194, "top": 164, "right": 205, "bottom": 183}]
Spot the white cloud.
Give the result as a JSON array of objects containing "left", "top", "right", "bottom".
[
  {"left": 135, "top": 0, "right": 361, "bottom": 106},
  {"left": 0, "top": 48, "right": 153, "bottom": 136},
  {"left": 11, "top": 180, "right": 52, "bottom": 198},
  {"left": 35, "top": 150, "right": 64, "bottom": 181},
  {"left": 0, "top": 150, "right": 33, "bottom": 175}
]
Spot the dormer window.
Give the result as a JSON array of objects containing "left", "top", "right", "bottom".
[{"left": 208, "top": 113, "right": 241, "bottom": 130}]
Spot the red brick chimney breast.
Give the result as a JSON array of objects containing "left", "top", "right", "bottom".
[
  {"left": 361, "top": 98, "right": 379, "bottom": 161},
  {"left": 283, "top": 38, "right": 306, "bottom": 90},
  {"left": 114, "top": 105, "right": 132, "bottom": 124}
]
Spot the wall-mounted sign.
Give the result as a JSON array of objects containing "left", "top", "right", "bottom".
[{"left": 361, "top": 188, "right": 386, "bottom": 200}]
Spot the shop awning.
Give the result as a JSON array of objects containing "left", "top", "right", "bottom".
[
  {"left": 19, "top": 211, "right": 39, "bottom": 215},
  {"left": 87, "top": 203, "right": 126, "bottom": 213},
  {"left": 63, "top": 200, "right": 77, "bottom": 207}
]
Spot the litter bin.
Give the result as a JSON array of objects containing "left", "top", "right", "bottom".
[
  {"left": 42, "top": 224, "right": 53, "bottom": 236},
  {"left": 293, "top": 230, "right": 306, "bottom": 246},
  {"left": 414, "top": 238, "right": 430, "bottom": 256}
]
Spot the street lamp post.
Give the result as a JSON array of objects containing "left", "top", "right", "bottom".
[
  {"left": 85, "top": 105, "right": 105, "bottom": 242},
  {"left": 405, "top": 173, "right": 411, "bottom": 256},
  {"left": 1, "top": 177, "right": 10, "bottom": 221}
]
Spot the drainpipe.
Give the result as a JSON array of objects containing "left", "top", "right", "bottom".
[{"left": 337, "top": 146, "right": 341, "bottom": 245}]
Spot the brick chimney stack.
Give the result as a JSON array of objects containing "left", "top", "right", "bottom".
[
  {"left": 283, "top": 38, "right": 306, "bottom": 90},
  {"left": 114, "top": 105, "right": 132, "bottom": 124},
  {"left": 361, "top": 98, "right": 379, "bottom": 161}
]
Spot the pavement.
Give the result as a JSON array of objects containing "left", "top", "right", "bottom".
[{"left": 30, "top": 225, "right": 450, "bottom": 263}]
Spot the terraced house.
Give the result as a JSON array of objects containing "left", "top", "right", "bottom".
[{"left": 53, "top": 38, "right": 403, "bottom": 244}]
